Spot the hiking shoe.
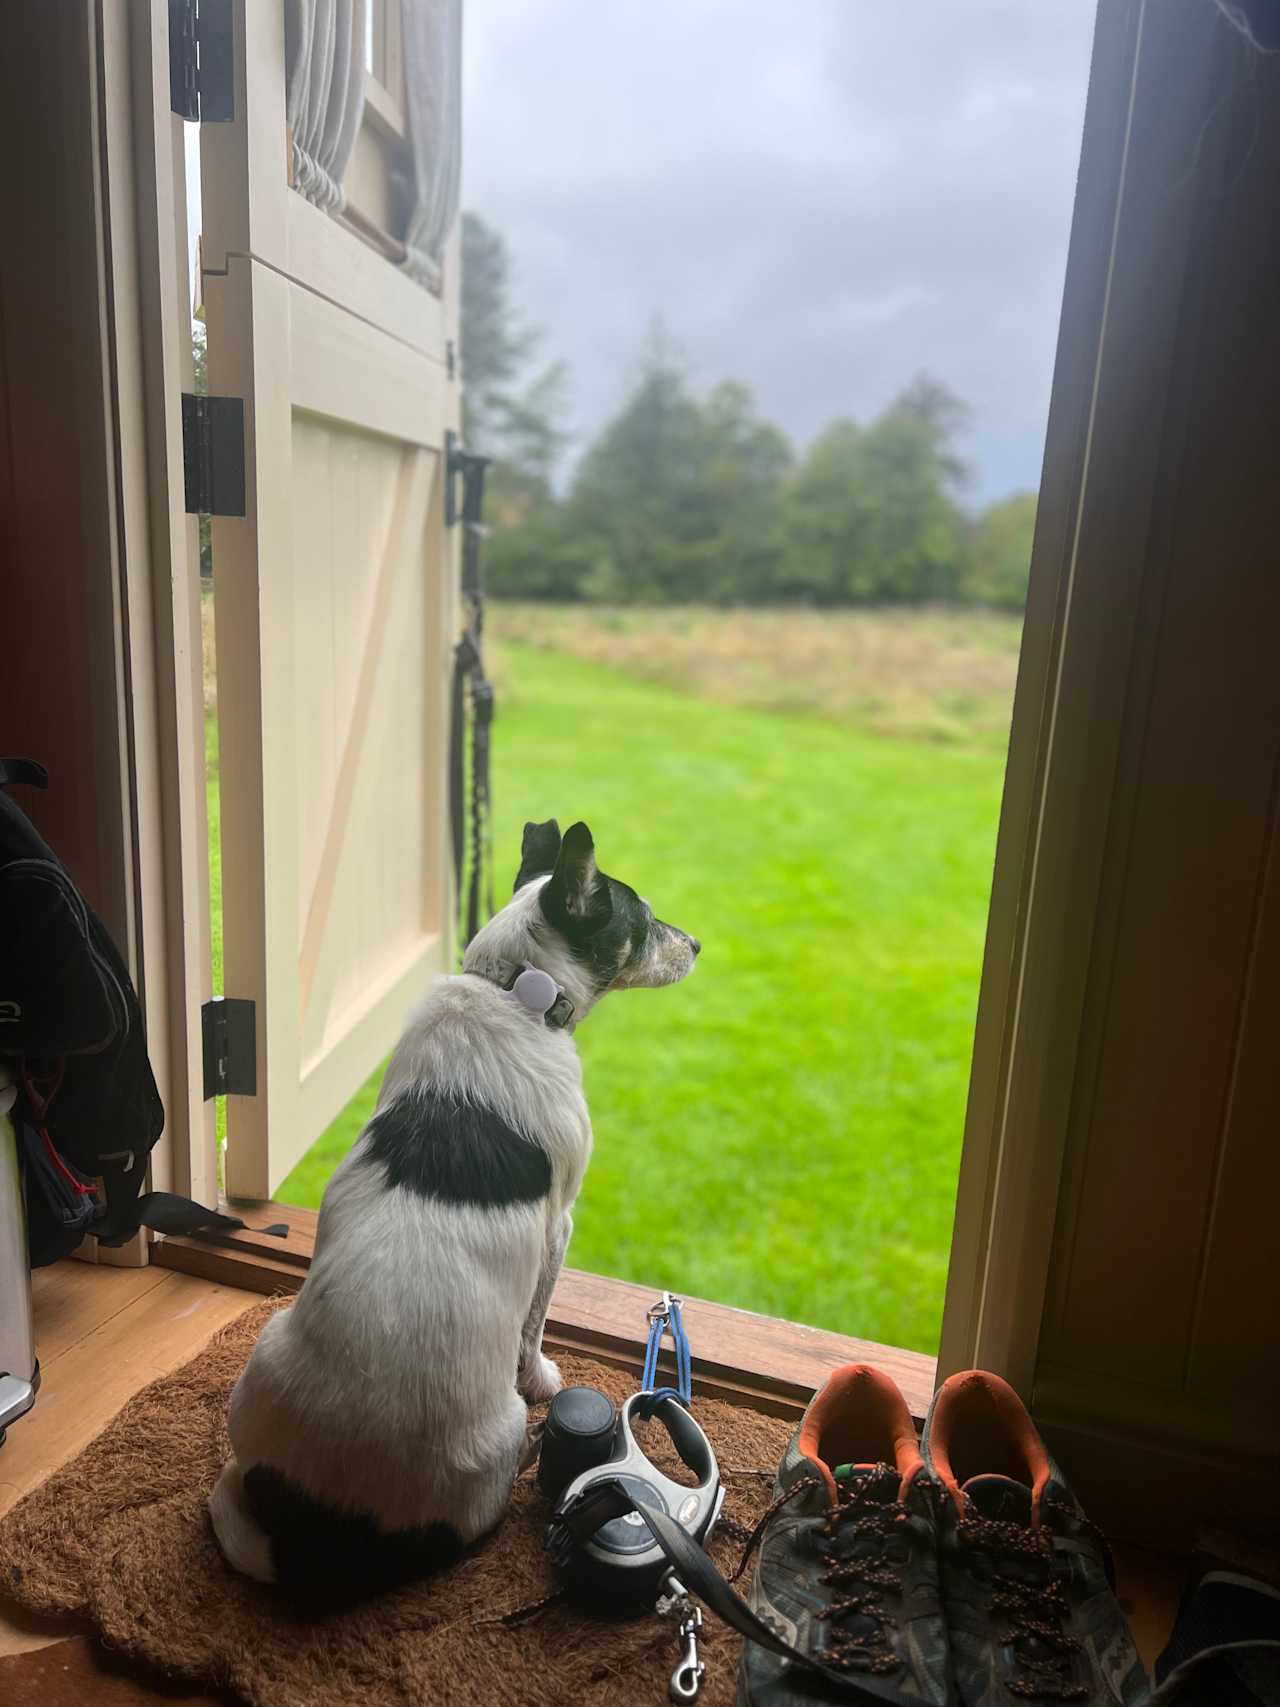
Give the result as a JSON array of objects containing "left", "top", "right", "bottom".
[
  {"left": 1151, "top": 1565, "right": 1280, "bottom": 1705},
  {"left": 736, "top": 1363, "right": 955, "bottom": 1704},
  {"left": 921, "top": 1370, "right": 1149, "bottom": 1705}
]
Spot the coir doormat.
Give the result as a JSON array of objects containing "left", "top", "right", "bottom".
[{"left": 0, "top": 1299, "right": 793, "bottom": 1707}]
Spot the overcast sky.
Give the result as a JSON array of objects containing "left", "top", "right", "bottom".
[{"left": 463, "top": 1, "right": 1097, "bottom": 506}]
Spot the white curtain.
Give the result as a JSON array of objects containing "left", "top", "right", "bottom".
[
  {"left": 399, "top": 0, "right": 462, "bottom": 291},
  {"left": 285, "top": 0, "right": 368, "bottom": 211}
]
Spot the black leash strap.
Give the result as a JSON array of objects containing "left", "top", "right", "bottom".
[
  {"left": 447, "top": 436, "right": 495, "bottom": 951},
  {"left": 556, "top": 1480, "right": 913, "bottom": 1704},
  {"left": 93, "top": 1190, "right": 253, "bottom": 1247}
]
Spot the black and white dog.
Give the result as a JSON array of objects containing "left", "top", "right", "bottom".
[{"left": 209, "top": 820, "right": 699, "bottom": 1589}]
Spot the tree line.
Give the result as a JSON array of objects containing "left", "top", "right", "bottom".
[{"left": 462, "top": 213, "right": 1036, "bottom": 610}]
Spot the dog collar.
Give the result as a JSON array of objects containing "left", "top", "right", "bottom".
[{"left": 498, "top": 963, "right": 576, "bottom": 1030}]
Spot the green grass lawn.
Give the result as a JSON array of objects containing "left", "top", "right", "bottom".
[{"left": 270, "top": 635, "right": 1006, "bottom": 1354}]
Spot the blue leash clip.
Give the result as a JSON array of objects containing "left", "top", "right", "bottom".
[{"left": 641, "top": 1290, "right": 693, "bottom": 1411}]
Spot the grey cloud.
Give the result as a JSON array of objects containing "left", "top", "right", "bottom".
[{"left": 463, "top": 0, "right": 1096, "bottom": 503}]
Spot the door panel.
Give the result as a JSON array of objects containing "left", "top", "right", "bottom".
[
  {"left": 203, "top": 4, "right": 459, "bottom": 1197},
  {"left": 941, "top": 0, "right": 1280, "bottom": 1546}
]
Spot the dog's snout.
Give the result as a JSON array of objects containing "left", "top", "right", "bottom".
[{"left": 689, "top": 936, "right": 702, "bottom": 957}]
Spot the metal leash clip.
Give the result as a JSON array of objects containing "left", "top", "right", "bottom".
[
  {"left": 648, "top": 1289, "right": 680, "bottom": 1323},
  {"left": 657, "top": 1572, "right": 705, "bottom": 1702}
]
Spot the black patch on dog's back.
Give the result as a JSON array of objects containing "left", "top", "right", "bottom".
[
  {"left": 363, "top": 1091, "right": 551, "bottom": 1208},
  {"left": 243, "top": 1463, "right": 465, "bottom": 1592}
]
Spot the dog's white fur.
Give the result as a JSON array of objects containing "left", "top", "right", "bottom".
[{"left": 210, "top": 872, "right": 695, "bottom": 1581}]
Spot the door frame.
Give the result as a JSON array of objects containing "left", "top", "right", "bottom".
[
  {"left": 938, "top": 0, "right": 1227, "bottom": 1392},
  {"left": 2, "top": 0, "right": 217, "bottom": 1240},
  {"left": 102, "top": 0, "right": 219, "bottom": 1214}
]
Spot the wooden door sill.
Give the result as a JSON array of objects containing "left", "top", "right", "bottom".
[{"left": 151, "top": 1203, "right": 937, "bottom": 1419}]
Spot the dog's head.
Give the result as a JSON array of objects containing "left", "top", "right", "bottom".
[{"left": 463, "top": 819, "right": 700, "bottom": 1022}]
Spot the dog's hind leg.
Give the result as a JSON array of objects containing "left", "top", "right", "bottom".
[
  {"left": 454, "top": 1391, "right": 530, "bottom": 1543},
  {"left": 209, "top": 1458, "right": 276, "bottom": 1582}
]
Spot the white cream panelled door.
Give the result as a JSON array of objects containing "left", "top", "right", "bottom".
[{"left": 201, "top": 2, "right": 460, "bottom": 1197}]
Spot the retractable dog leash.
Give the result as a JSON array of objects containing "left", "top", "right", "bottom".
[
  {"left": 541, "top": 1293, "right": 915, "bottom": 1703},
  {"left": 541, "top": 1293, "right": 720, "bottom": 1701}
]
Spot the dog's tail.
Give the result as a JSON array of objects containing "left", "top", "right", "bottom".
[{"left": 209, "top": 1459, "right": 277, "bottom": 1583}]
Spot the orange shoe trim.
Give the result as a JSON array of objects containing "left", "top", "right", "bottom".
[
  {"left": 797, "top": 1363, "right": 922, "bottom": 1505},
  {"left": 926, "top": 1369, "right": 1052, "bottom": 1520}
]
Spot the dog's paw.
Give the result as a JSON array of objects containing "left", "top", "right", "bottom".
[{"left": 519, "top": 1353, "right": 563, "bottom": 1404}]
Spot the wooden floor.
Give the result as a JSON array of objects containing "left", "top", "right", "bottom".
[
  {"left": 0, "top": 1260, "right": 259, "bottom": 1661},
  {"left": 0, "top": 1260, "right": 1184, "bottom": 1698}
]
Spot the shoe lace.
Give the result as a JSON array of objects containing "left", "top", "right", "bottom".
[
  {"left": 956, "top": 1493, "right": 1099, "bottom": 1702},
  {"left": 727, "top": 1475, "right": 817, "bottom": 1583},
  {"left": 817, "top": 1462, "right": 910, "bottom": 1675},
  {"left": 730, "top": 1464, "right": 909, "bottom": 1675}
]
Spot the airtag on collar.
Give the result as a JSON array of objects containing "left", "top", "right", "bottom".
[{"left": 512, "top": 966, "right": 559, "bottom": 1015}]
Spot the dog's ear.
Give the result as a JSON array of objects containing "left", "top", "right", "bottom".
[
  {"left": 514, "top": 819, "right": 562, "bottom": 892},
  {"left": 540, "top": 821, "right": 609, "bottom": 929}
]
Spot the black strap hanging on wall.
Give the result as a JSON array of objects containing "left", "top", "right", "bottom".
[{"left": 447, "top": 435, "right": 495, "bottom": 950}]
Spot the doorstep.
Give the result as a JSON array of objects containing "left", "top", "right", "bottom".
[{"left": 152, "top": 1200, "right": 937, "bottom": 1419}]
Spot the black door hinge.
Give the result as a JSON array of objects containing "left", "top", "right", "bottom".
[
  {"left": 445, "top": 431, "right": 490, "bottom": 528},
  {"left": 182, "top": 394, "right": 246, "bottom": 517},
  {"left": 202, "top": 997, "right": 256, "bottom": 1100},
  {"left": 169, "top": 0, "right": 234, "bottom": 122}
]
